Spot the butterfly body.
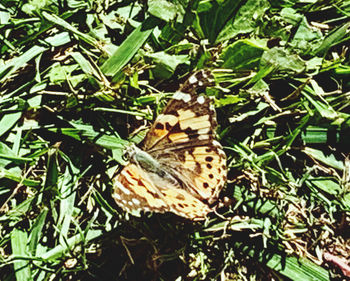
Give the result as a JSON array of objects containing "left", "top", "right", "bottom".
[{"left": 113, "top": 70, "right": 227, "bottom": 220}]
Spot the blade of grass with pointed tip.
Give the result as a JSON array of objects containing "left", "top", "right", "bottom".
[
  {"left": 28, "top": 208, "right": 48, "bottom": 255},
  {"left": 71, "top": 52, "right": 101, "bottom": 78},
  {"left": 0, "top": 111, "right": 21, "bottom": 137},
  {"left": 58, "top": 161, "right": 79, "bottom": 245},
  {"left": 101, "top": 20, "right": 154, "bottom": 78},
  {"left": 313, "top": 22, "right": 350, "bottom": 56},
  {"left": 0, "top": 46, "right": 47, "bottom": 83},
  {"left": 303, "top": 147, "right": 344, "bottom": 170},
  {"left": 42, "top": 12, "right": 99, "bottom": 47}
]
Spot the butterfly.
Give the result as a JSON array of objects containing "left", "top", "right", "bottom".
[{"left": 113, "top": 70, "right": 227, "bottom": 220}]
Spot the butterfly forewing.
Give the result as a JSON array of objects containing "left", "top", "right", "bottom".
[{"left": 143, "top": 71, "right": 217, "bottom": 152}]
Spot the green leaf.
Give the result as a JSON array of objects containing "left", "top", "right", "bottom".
[
  {"left": 148, "top": 0, "right": 185, "bottom": 22},
  {"left": 300, "top": 127, "right": 328, "bottom": 143},
  {"left": 306, "top": 176, "right": 342, "bottom": 196},
  {"left": 313, "top": 22, "right": 350, "bottom": 56},
  {"left": 220, "top": 39, "right": 266, "bottom": 70},
  {"left": 290, "top": 17, "right": 323, "bottom": 54},
  {"left": 303, "top": 147, "right": 344, "bottom": 170},
  {"left": 146, "top": 51, "right": 189, "bottom": 79},
  {"left": 261, "top": 253, "right": 329, "bottom": 281},
  {"left": 49, "top": 122, "right": 128, "bottom": 149},
  {"left": 43, "top": 148, "right": 59, "bottom": 191},
  {"left": 71, "top": 52, "right": 101, "bottom": 78},
  {"left": 0, "top": 167, "right": 41, "bottom": 187},
  {"left": 260, "top": 47, "right": 305, "bottom": 74},
  {"left": 280, "top": 7, "right": 303, "bottom": 25},
  {"left": 0, "top": 141, "right": 17, "bottom": 167},
  {"left": 46, "top": 63, "right": 79, "bottom": 84},
  {"left": 195, "top": 0, "right": 244, "bottom": 43},
  {"left": 42, "top": 11, "right": 99, "bottom": 47},
  {"left": 216, "top": 0, "right": 270, "bottom": 42},
  {"left": 215, "top": 95, "right": 244, "bottom": 107},
  {"left": 342, "top": 192, "right": 350, "bottom": 209},
  {"left": 302, "top": 81, "right": 338, "bottom": 120},
  {"left": 22, "top": 0, "right": 56, "bottom": 15},
  {"left": 44, "top": 31, "right": 71, "bottom": 47},
  {"left": 41, "top": 229, "right": 103, "bottom": 260},
  {"left": 57, "top": 163, "right": 78, "bottom": 245}
]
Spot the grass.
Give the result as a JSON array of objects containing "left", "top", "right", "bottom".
[{"left": 0, "top": 0, "right": 350, "bottom": 280}]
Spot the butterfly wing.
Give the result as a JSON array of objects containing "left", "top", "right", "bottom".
[
  {"left": 114, "top": 163, "right": 212, "bottom": 220},
  {"left": 113, "top": 70, "right": 226, "bottom": 220}
]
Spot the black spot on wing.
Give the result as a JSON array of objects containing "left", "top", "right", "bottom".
[
  {"left": 165, "top": 122, "right": 172, "bottom": 131},
  {"left": 155, "top": 123, "right": 164, "bottom": 130},
  {"left": 184, "top": 127, "right": 200, "bottom": 139},
  {"left": 195, "top": 162, "right": 201, "bottom": 174},
  {"left": 205, "top": 156, "right": 213, "bottom": 162}
]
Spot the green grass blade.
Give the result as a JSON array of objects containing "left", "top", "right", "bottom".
[
  {"left": 28, "top": 208, "right": 48, "bottom": 255},
  {"left": 0, "top": 46, "right": 47, "bottom": 83},
  {"left": 262, "top": 253, "right": 329, "bottom": 281},
  {"left": 41, "top": 229, "right": 103, "bottom": 260},
  {"left": 11, "top": 229, "right": 33, "bottom": 281},
  {"left": 101, "top": 20, "right": 154, "bottom": 78},
  {"left": 0, "top": 112, "right": 22, "bottom": 137},
  {"left": 42, "top": 12, "right": 99, "bottom": 47}
]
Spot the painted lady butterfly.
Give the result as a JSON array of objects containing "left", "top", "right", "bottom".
[{"left": 113, "top": 70, "right": 227, "bottom": 220}]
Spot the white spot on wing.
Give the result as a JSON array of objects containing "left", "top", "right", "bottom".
[
  {"left": 197, "top": 96, "right": 205, "bottom": 104},
  {"left": 198, "top": 135, "right": 209, "bottom": 140},
  {"left": 128, "top": 201, "right": 133, "bottom": 206},
  {"left": 132, "top": 198, "right": 141, "bottom": 205},
  {"left": 198, "top": 128, "right": 210, "bottom": 134},
  {"left": 188, "top": 75, "right": 198, "bottom": 84},
  {"left": 212, "top": 140, "right": 222, "bottom": 148},
  {"left": 173, "top": 91, "right": 191, "bottom": 103},
  {"left": 115, "top": 180, "right": 131, "bottom": 195},
  {"left": 113, "top": 193, "right": 121, "bottom": 200},
  {"left": 158, "top": 114, "right": 177, "bottom": 126}
]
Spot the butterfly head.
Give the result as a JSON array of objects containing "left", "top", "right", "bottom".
[
  {"left": 123, "top": 143, "right": 162, "bottom": 174},
  {"left": 122, "top": 143, "right": 138, "bottom": 163}
]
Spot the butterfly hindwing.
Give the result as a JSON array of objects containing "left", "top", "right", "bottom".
[
  {"left": 156, "top": 142, "right": 227, "bottom": 202},
  {"left": 114, "top": 164, "right": 212, "bottom": 220}
]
